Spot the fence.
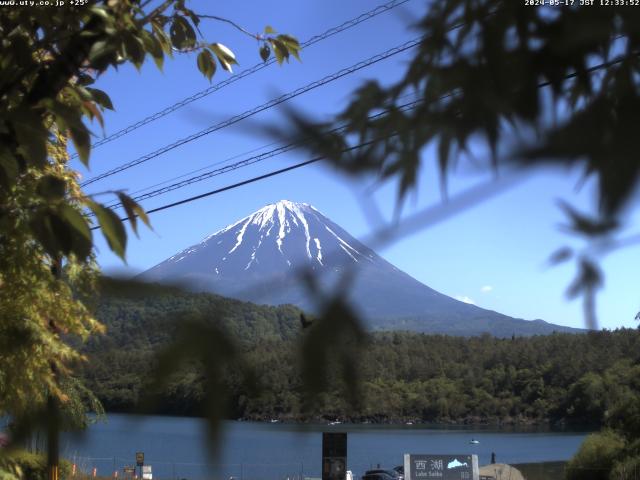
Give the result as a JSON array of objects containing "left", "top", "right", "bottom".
[
  {"left": 67, "top": 457, "right": 379, "bottom": 480},
  {"left": 70, "top": 457, "right": 303, "bottom": 480}
]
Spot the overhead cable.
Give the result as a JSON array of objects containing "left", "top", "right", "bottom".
[
  {"left": 102, "top": 97, "right": 425, "bottom": 211},
  {"left": 81, "top": 36, "right": 423, "bottom": 187},
  {"left": 74, "top": 0, "right": 411, "bottom": 158}
]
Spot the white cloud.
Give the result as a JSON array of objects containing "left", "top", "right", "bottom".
[
  {"left": 455, "top": 295, "right": 476, "bottom": 305},
  {"left": 481, "top": 285, "right": 493, "bottom": 293}
]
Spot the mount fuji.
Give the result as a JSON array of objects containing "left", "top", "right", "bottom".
[{"left": 140, "top": 200, "right": 580, "bottom": 336}]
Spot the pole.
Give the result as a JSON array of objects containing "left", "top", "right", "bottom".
[
  {"left": 46, "top": 393, "right": 59, "bottom": 480},
  {"left": 47, "top": 257, "right": 63, "bottom": 480}
]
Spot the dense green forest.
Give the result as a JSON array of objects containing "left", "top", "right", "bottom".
[{"left": 81, "top": 281, "right": 640, "bottom": 427}]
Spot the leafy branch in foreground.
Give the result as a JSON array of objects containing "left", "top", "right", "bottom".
[
  {"left": 0, "top": 0, "right": 300, "bottom": 454},
  {"left": 277, "top": 3, "right": 640, "bottom": 328}
]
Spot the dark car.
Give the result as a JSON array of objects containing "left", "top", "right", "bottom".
[{"left": 362, "top": 469, "right": 402, "bottom": 480}]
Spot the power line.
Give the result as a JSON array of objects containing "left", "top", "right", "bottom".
[
  {"left": 110, "top": 143, "right": 300, "bottom": 206},
  {"left": 102, "top": 91, "right": 422, "bottom": 207},
  {"left": 89, "top": 154, "right": 322, "bottom": 231},
  {"left": 74, "top": 0, "right": 411, "bottom": 158},
  {"left": 87, "top": 50, "right": 636, "bottom": 227},
  {"left": 81, "top": 35, "right": 423, "bottom": 187},
  {"left": 89, "top": 132, "right": 402, "bottom": 230},
  {"left": 114, "top": 139, "right": 285, "bottom": 200},
  {"left": 101, "top": 96, "right": 425, "bottom": 212}
]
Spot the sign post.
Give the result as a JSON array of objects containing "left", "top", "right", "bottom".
[
  {"left": 135, "top": 452, "right": 144, "bottom": 480},
  {"left": 322, "top": 432, "right": 347, "bottom": 480},
  {"left": 404, "top": 454, "right": 479, "bottom": 480}
]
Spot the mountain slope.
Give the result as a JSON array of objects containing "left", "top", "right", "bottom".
[{"left": 140, "top": 200, "right": 581, "bottom": 336}]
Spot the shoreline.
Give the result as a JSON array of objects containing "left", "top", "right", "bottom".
[{"left": 96, "top": 410, "right": 596, "bottom": 433}]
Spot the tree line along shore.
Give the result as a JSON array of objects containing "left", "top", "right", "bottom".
[{"left": 79, "top": 284, "right": 640, "bottom": 428}]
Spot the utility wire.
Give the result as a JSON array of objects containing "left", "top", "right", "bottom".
[
  {"left": 88, "top": 50, "right": 637, "bottom": 226},
  {"left": 81, "top": 36, "right": 423, "bottom": 187},
  {"left": 103, "top": 90, "right": 422, "bottom": 205},
  {"left": 101, "top": 96, "right": 425, "bottom": 212},
  {"left": 89, "top": 140, "right": 377, "bottom": 230},
  {"left": 114, "top": 139, "right": 285, "bottom": 199},
  {"left": 74, "top": 0, "right": 411, "bottom": 158}
]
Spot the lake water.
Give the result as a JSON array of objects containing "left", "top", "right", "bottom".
[{"left": 61, "top": 414, "right": 588, "bottom": 479}]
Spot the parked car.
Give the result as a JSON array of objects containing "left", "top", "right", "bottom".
[
  {"left": 362, "top": 469, "right": 402, "bottom": 480},
  {"left": 393, "top": 465, "right": 404, "bottom": 476}
]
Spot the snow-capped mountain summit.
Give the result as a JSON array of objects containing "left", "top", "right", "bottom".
[
  {"left": 140, "top": 200, "right": 581, "bottom": 336},
  {"left": 144, "top": 200, "right": 385, "bottom": 278}
]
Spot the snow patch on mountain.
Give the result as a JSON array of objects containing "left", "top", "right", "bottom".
[
  {"left": 314, "top": 238, "right": 323, "bottom": 265},
  {"left": 139, "top": 199, "right": 583, "bottom": 337}
]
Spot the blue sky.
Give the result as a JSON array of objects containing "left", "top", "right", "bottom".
[{"left": 75, "top": 0, "right": 640, "bottom": 331}]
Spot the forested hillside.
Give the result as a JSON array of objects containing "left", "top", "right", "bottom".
[{"left": 82, "top": 281, "right": 640, "bottom": 426}]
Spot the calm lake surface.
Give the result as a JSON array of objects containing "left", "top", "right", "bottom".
[{"left": 61, "top": 414, "right": 588, "bottom": 479}]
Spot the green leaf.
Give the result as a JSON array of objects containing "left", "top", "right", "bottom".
[
  {"left": 152, "top": 23, "right": 173, "bottom": 56},
  {"left": 276, "top": 35, "right": 300, "bottom": 62},
  {"left": 0, "top": 146, "right": 19, "bottom": 188},
  {"left": 170, "top": 16, "right": 196, "bottom": 50},
  {"left": 7, "top": 31, "right": 33, "bottom": 71},
  {"left": 82, "top": 101, "right": 104, "bottom": 129},
  {"left": 88, "top": 5, "right": 110, "bottom": 20},
  {"left": 548, "top": 247, "right": 573, "bottom": 266},
  {"left": 141, "top": 30, "right": 165, "bottom": 70},
  {"left": 69, "top": 121, "right": 91, "bottom": 166},
  {"left": 146, "top": 313, "right": 247, "bottom": 454},
  {"left": 76, "top": 73, "right": 95, "bottom": 86},
  {"left": 151, "top": 23, "right": 173, "bottom": 56},
  {"left": 74, "top": 85, "right": 94, "bottom": 102},
  {"left": 169, "top": 18, "right": 186, "bottom": 49},
  {"left": 57, "top": 204, "right": 93, "bottom": 260},
  {"left": 209, "top": 43, "right": 237, "bottom": 72},
  {"left": 264, "top": 25, "right": 276, "bottom": 34},
  {"left": 270, "top": 39, "right": 289, "bottom": 65},
  {"left": 29, "top": 210, "right": 66, "bottom": 258},
  {"left": 181, "top": 7, "right": 200, "bottom": 27},
  {"left": 558, "top": 200, "right": 618, "bottom": 236},
  {"left": 122, "top": 32, "right": 146, "bottom": 69},
  {"left": 28, "top": 206, "right": 91, "bottom": 260},
  {"left": 117, "top": 192, "right": 152, "bottom": 237},
  {"left": 277, "top": 34, "right": 299, "bottom": 49},
  {"left": 50, "top": 102, "right": 92, "bottom": 166},
  {"left": 86, "top": 88, "right": 114, "bottom": 110},
  {"left": 88, "top": 39, "right": 117, "bottom": 69},
  {"left": 196, "top": 49, "right": 216, "bottom": 81},
  {"left": 259, "top": 44, "right": 270, "bottom": 62},
  {"left": 10, "top": 107, "right": 48, "bottom": 166},
  {"left": 301, "top": 298, "right": 366, "bottom": 408},
  {"left": 87, "top": 200, "right": 127, "bottom": 260},
  {"left": 36, "top": 175, "right": 66, "bottom": 201}
]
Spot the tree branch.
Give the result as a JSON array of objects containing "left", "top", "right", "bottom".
[
  {"left": 139, "top": 0, "right": 174, "bottom": 25},
  {"left": 197, "top": 14, "right": 260, "bottom": 41}
]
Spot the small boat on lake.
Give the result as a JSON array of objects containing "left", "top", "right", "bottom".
[{"left": 470, "top": 439, "right": 480, "bottom": 444}]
